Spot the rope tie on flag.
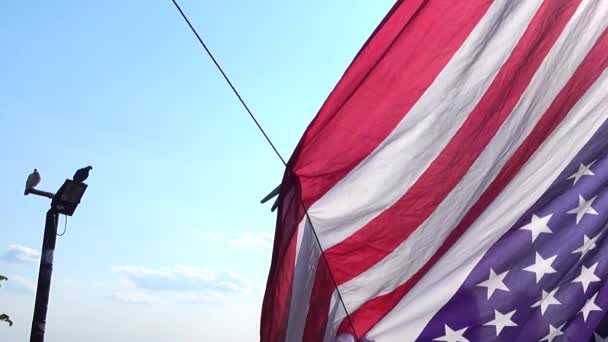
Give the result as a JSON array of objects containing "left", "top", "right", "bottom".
[{"left": 170, "top": 0, "right": 359, "bottom": 338}]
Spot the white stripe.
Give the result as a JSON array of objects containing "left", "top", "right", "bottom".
[
  {"left": 369, "top": 66, "right": 608, "bottom": 342},
  {"left": 322, "top": 2, "right": 608, "bottom": 339},
  {"left": 309, "top": 0, "right": 544, "bottom": 250},
  {"left": 285, "top": 217, "right": 319, "bottom": 341},
  {"left": 287, "top": 1, "right": 545, "bottom": 340}
]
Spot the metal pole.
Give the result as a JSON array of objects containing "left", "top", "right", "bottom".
[{"left": 29, "top": 208, "right": 58, "bottom": 342}]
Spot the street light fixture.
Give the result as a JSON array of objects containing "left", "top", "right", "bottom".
[
  {"left": 52, "top": 180, "right": 88, "bottom": 216},
  {"left": 24, "top": 168, "right": 91, "bottom": 342}
]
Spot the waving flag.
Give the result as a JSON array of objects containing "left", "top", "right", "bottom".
[{"left": 261, "top": 1, "right": 608, "bottom": 341}]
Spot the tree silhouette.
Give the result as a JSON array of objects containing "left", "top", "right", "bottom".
[{"left": 0, "top": 275, "right": 12, "bottom": 326}]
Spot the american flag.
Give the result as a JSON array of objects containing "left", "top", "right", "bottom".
[{"left": 261, "top": 1, "right": 608, "bottom": 341}]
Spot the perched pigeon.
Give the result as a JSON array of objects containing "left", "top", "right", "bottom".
[
  {"left": 24, "top": 169, "right": 41, "bottom": 195},
  {"left": 73, "top": 166, "right": 92, "bottom": 183}
]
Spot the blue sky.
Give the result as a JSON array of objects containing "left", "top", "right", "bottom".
[{"left": 0, "top": 1, "right": 394, "bottom": 341}]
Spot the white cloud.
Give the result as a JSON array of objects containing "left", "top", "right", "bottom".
[
  {"left": 3, "top": 274, "right": 36, "bottom": 293},
  {"left": 112, "top": 289, "right": 225, "bottom": 304},
  {"left": 230, "top": 232, "right": 273, "bottom": 249},
  {"left": 111, "top": 266, "right": 175, "bottom": 278},
  {"left": 173, "top": 265, "right": 216, "bottom": 281},
  {"left": 111, "top": 290, "right": 163, "bottom": 304},
  {"left": 204, "top": 231, "right": 274, "bottom": 249},
  {"left": 2, "top": 244, "right": 40, "bottom": 264},
  {"left": 111, "top": 265, "right": 254, "bottom": 304},
  {"left": 111, "top": 265, "right": 222, "bottom": 286}
]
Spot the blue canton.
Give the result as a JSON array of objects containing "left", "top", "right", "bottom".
[{"left": 417, "top": 117, "right": 608, "bottom": 342}]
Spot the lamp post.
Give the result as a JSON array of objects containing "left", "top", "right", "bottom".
[{"left": 25, "top": 172, "right": 89, "bottom": 342}]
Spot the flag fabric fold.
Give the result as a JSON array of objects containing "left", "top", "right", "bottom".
[{"left": 261, "top": 1, "right": 608, "bottom": 341}]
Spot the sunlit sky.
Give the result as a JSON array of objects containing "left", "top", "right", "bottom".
[{"left": 0, "top": 1, "right": 394, "bottom": 341}]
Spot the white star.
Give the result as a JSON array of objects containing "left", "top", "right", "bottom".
[
  {"left": 483, "top": 309, "right": 517, "bottom": 335},
  {"left": 572, "top": 262, "right": 600, "bottom": 293},
  {"left": 477, "top": 268, "right": 510, "bottom": 300},
  {"left": 567, "top": 195, "right": 599, "bottom": 224},
  {"left": 520, "top": 214, "right": 552, "bottom": 243},
  {"left": 580, "top": 293, "right": 602, "bottom": 322},
  {"left": 523, "top": 252, "right": 557, "bottom": 283},
  {"left": 567, "top": 161, "right": 596, "bottom": 185},
  {"left": 532, "top": 288, "right": 561, "bottom": 315},
  {"left": 572, "top": 234, "right": 600, "bottom": 259},
  {"left": 433, "top": 324, "right": 469, "bottom": 342},
  {"left": 595, "top": 333, "right": 608, "bottom": 342},
  {"left": 541, "top": 324, "right": 565, "bottom": 342}
]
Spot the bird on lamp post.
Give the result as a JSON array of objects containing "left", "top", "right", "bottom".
[
  {"left": 72, "top": 166, "right": 92, "bottom": 183},
  {"left": 24, "top": 169, "right": 41, "bottom": 195}
]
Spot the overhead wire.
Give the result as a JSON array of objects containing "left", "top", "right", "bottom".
[
  {"left": 170, "top": 0, "right": 359, "bottom": 338},
  {"left": 170, "top": 0, "right": 286, "bottom": 167}
]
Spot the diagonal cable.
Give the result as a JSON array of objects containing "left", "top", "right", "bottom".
[{"left": 170, "top": 0, "right": 359, "bottom": 338}]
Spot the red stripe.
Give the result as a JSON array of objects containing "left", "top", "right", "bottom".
[
  {"left": 292, "top": 0, "right": 492, "bottom": 210},
  {"left": 261, "top": 0, "right": 426, "bottom": 339},
  {"left": 339, "top": 20, "right": 608, "bottom": 338},
  {"left": 301, "top": 0, "right": 497, "bottom": 339},
  {"left": 260, "top": 172, "right": 302, "bottom": 342},
  {"left": 328, "top": 0, "right": 581, "bottom": 288},
  {"left": 302, "top": 256, "right": 335, "bottom": 341},
  {"left": 309, "top": 0, "right": 584, "bottom": 339}
]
